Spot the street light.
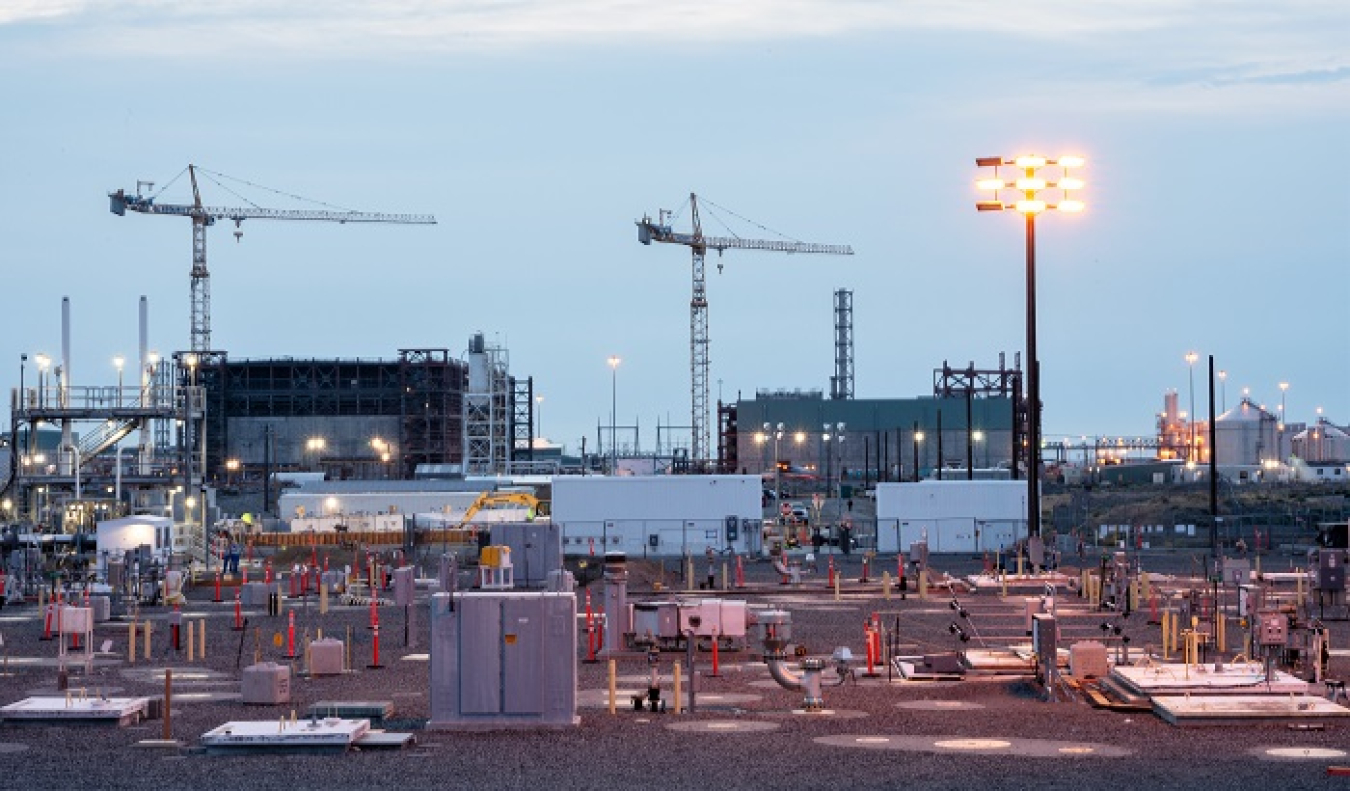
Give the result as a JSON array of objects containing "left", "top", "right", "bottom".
[
  {"left": 762, "top": 421, "right": 784, "bottom": 505},
  {"left": 1278, "top": 381, "right": 1289, "bottom": 461},
  {"left": 113, "top": 355, "right": 125, "bottom": 407},
  {"left": 1217, "top": 369, "right": 1228, "bottom": 413},
  {"left": 607, "top": 356, "right": 621, "bottom": 474},
  {"left": 535, "top": 394, "right": 544, "bottom": 442},
  {"left": 973, "top": 430, "right": 986, "bottom": 470},
  {"left": 1185, "top": 351, "right": 1198, "bottom": 462},
  {"left": 974, "top": 153, "right": 1085, "bottom": 538}
]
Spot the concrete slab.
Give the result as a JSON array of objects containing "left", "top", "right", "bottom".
[
  {"left": 308, "top": 701, "right": 395, "bottom": 721},
  {"left": 200, "top": 718, "right": 370, "bottom": 753},
  {"left": 1, "top": 696, "right": 151, "bottom": 726},
  {"left": 1153, "top": 695, "right": 1350, "bottom": 726},
  {"left": 1112, "top": 663, "right": 1308, "bottom": 696},
  {"left": 815, "top": 733, "right": 1133, "bottom": 758},
  {"left": 964, "top": 573, "right": 1074, "bottom": 591}
]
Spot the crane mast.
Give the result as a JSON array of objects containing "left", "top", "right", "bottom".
[
  {"left": 111, "top": 164, "right": 437, "bottom": 353},
  {"left": 638, "top": 193, "right": 852, "bottom": 467}
]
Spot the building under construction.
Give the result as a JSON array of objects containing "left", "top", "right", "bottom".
[{"left": 200, "top": 333, "right": 537, "bottom": 482}]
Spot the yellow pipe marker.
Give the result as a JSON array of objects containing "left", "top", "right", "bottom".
[
  {"left": 607, "top": 660, "right": 617, "bottom": 715},
  {"left": 187, "top": 621, "right": 194, "bottom": 662},
  {"left": 882, "top": 571, "right": 891, "bottom": 600},
  {"left": 144, "top": 620, "right": 152, "bottom": 659},
  {"left": 672, "top": 662, "right": 682, "bottom": 714},
  {"left": 128, "top": 622, "right": 137, "bottom": 664}
]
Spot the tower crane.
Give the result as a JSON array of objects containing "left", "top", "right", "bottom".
[
  {"left": 110, "top": 164, "right": 437, "bottom": 353},
  {"left": 637, "top": 193, "right": 852, "bottom": 467}
]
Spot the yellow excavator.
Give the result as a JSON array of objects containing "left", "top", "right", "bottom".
[{"left": 456, "top": 491, "right": 549, "bottom": 529}]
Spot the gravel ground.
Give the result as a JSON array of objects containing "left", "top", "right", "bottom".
[{"left": 1, "top": 548, "right": 1347, "bottom": 790}]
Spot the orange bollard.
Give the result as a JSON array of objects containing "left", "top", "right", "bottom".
[
  {"left": 368, "top": 623, "right": 384, "bottom": 669},
  {"left": 709, "top": 630, "right": 721, "bottom": 678},
  {"left": 368, "top": 597, "right": 378, "bottom": 630},
  {"left": 861, "top": 555, "right": 870, "bottom": 583},
  {"left": 265, "top": 561, "right": 273, "bottom": 585},
  {"left": 233, "top": 589, "right": 245, "bottom": 631},
  {"left": 864, "top": 621, "right": 876, "bottom": 675},
  {"left": 828, "top": 556, "right": 835, "bottom": 588},
  {"left": 734, "top": 555, "right": 745, "bottom": 589},
  {"left": 213, "top": 570, "right": 223, "bottom": 603},
  {"left": 40, "top": 601, "right": 54, "bottom": 641},
  {"left": 284, "top": 611, "right": 298, "bottom": 659}
]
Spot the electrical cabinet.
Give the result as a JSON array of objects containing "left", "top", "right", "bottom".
[
  {"left": 429, "top": 591, "right": 578, "bottom": 730},
  {"left": 1258, "top": 611, "right": 1287, "bottom": 646}
]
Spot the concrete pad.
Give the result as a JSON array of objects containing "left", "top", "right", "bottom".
[
  {"left": 1112, "top": 663, "right": 1308, "bottom": 696},
  {"left": 964, "top": 573, "right": 1074, "bottom": 591},
  {"left": 1153, "top": 695, "right": 1350, "bottom": 726},
  {"left": 200, "top": 718, "right": 370, "bottom": 753},
  {"left": 815, "top": 734, "right": 1133, "bottom": 758},
  {"left": 1, "top": 696, "right": 151, "bottom": 726},
  {"left": 1254, "top": 746, "right": 1349, "bottom": 760},
  {"left": 308, "top": 701, "right": 394, "bottom": 721},
  {"left": 895, "top": 700, "right": 986, "bottom": 711},
  {"left": 666, "top": 720, "right": 781, "bottom": 733}
]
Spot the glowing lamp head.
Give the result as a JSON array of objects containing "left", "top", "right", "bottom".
[
  {"left": 1014, "top": 155, "right": 1047, "bottom": 169},
  {"left": 1015, "top": 200, "right": 1046, "bottom": 215},
  {"left": 1058, "top": 155, "right": 1085, "bottom": 168}
]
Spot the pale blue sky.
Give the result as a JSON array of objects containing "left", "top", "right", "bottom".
[{"left": 2, "top": 1, "right": 1346, "bottom": 454}]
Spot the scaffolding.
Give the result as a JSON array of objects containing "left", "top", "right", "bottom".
[{"left": 462, "top": 333, "right": 511, "bottom": 476}]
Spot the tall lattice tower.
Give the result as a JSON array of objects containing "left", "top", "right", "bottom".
[{"left": 830, "top": 288, "right": 854, "bottom": 400}]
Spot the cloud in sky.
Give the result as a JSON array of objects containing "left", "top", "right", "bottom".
[{"left": 2, "top": 0, "right": 1343, "bottom": 59}]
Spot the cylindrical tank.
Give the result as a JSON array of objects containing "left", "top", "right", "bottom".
[{"left": 602, "top": 552, "right": 629, "bottom": 653}]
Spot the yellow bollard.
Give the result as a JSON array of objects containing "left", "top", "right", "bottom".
[
  {"left": 672, "top": 662, "right": 683, "bottom": 714},
  {"left": 320, "top": 582, "right": 329, "bottom": 615},
  {"left": 187, "top": 621, "right": 195, "bottom": 662},
  {"left": 722, "top": 561, "right": 729, "bottom": 591},
  {"left": 1160, "top": 612, "right": 1169, "bottom": 658},
  {"left": 1217, "top": 614, "right": 1226, "bottom": 654},
  {"left": 834, "top": 573, "right": 841, "bottom": 602},
  {"left": 608, "top": 659, "right": 617, "bottom": 715},
  {"left": 920, "top": 569, "right": 928, "bottom": 601},
  {"left": 1141, "top": 571, "right": 1151, "bottom": 602},
  {"left": 685, "top": 557, "right": 694, "bottom": 592},
  {"left": 1001, "top": 568, "right": 1007, "bottom": 599},
  {"left": 882, "top": 571, "right": 891, "bottom": 601},
  {"left": 128, "top": 622, "right": 137, "bottom": 664},
  {"left": 1017, "top": 553, "right": 1024, "bottom": 578},
  {"left": 144, "top": 620, "right": 152, "bottom": 660}
]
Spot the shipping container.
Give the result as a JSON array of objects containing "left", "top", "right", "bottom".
[
  {"left": 551, "top": 475, "right": 761, "bottom": 558},
  {"left": 874, "top": 480, "right": 1028, "bottom": 554}
]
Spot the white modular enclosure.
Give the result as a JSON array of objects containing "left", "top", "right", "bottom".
[
  {"left": 551, "top": 475, "right": 761, "bottom": 557},
  {"left": 96, "top": 516, "right": 174, "bottom": 557},
  {"left": 874, "top": 480, "right": 1028, "bottom": 554}
]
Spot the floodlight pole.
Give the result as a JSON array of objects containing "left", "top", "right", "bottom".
[{"left": 1024, "top": 211, "right": 1041, "bottom": 539}]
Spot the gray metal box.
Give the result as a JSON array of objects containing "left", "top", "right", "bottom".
[
  {"left": 89, "top": 595, "right": 111, "bottom": 623},
  {"left": 1069, "top": 641, "right": 1108, "bottom": 678},
  {"left": 1258, "top": 611, "right": 1287, "bottom": 646},
  {"left": 241, "top": 582, "right": 276, "bottom": 608},
  {"left": 241, "top": 662, "right": 291, "bottom": 704},
  {"left": 1316, "top": 549, "right": 1345, "bottom": 591},
  {"left": 487, "top": 522, "right": 564, "bottom": 587},
  {"left": 428, "top": 591, "right": 578, "bottom": 730},
  {"left": 1222, "top": 558, "right": 1251, "bottom": 587},
  {"left": 310, "top": 638, "right": 344, "bottom": 676},
  {"left": 393, "top": 567, "right": 415, "bottom": 607}
]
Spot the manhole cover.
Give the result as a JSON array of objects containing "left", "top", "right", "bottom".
[{"left": 1264, "top": 747, "right": 1347, "bottom": 759}]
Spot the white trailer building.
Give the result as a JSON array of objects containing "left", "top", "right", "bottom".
[
  {"left": 551, "top": 475, "right": 761, "bottom": 558},
  {"left": 875, "top": 480, "right": 1027, "bottom": 554},
  {"left": 96, "top": 516, "right": 175, "bottom": 559}
]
